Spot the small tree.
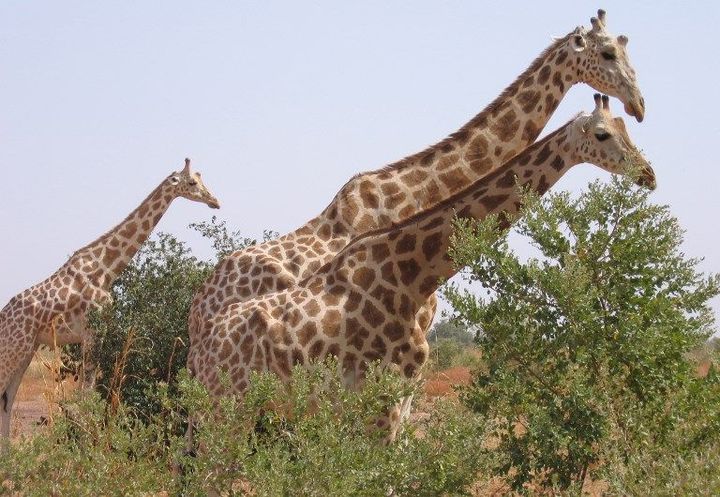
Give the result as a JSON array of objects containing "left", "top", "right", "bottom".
[
  {"left": 68, "top": 218, "right": 260, "bottom": 415},
  {"left": 188, "top": 215, "right": 278, "bottom": 260},
  {"left": 444, "top": 176, "right": 720, "bottom": 491},
  {"left": 85, "top": 233, "right": 212, "bottom": 413},
  {"left": 427, "top": 319, "right": 475, "bottom": 345},
  {"left": 426, "top": 319, "right": 480, "bottom": 371}
]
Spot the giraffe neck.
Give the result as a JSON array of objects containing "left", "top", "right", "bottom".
[
  {"left": 63, "top": 180, "right": 175, "bottom": 286},
  {"left": 330, "top": 124, "right": 577, "bottom": 305},
  {"left": 296, "top": 34, "right": 578, "bottom": 254}
]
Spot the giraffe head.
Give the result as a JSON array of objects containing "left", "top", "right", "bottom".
[
  {"left": 569, "top": 93, "right": 655, "bottom": 189},
  {"left": 167, "top": 158, "right": 221, "bottom": 209},
  {"left": 566, "top": 9, "right": 645, "bottom": 122}
]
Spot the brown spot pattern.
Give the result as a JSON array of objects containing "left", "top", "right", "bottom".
[
  {"left": 517, "top": 90, "right": 541, "bottom": 114},
  {"left": 398, "top": 259, "right": 421, "bottom": 285},
  {"left": 480, "top": 194, "right": 510, "bottom": 211},
  {"left": 537, "top": 65, "right": 552, "bottom": 84},
  {"left": 422, "top": 232, "right": 444, "bottom": 261},
  {"left": 490, "top": 109, "right": 520, "bottom": 142}
]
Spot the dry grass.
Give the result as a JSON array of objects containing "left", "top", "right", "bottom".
[
  {"left": 107, "top": 327, "right": 138, "bottom": 415},
  {"left": 12, "top": 349, "right": 78, "bottom": 440},
  {"left": 14, "top": 350, "right": 55, "bottom": 402}
]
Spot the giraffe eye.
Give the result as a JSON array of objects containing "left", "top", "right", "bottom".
[
  {"left": 595, "top": 132, "right": 611, "bottom": 142},
  {"left": 601, "top": 51, "right": 616, "bottom": 61},
  {"left": 189, "top": 180, "right": 198, "bottom": 186}
]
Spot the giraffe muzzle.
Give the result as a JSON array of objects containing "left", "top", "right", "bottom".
[
  {"left": 624, "top": 97, "right": 645, "bottom": 123},
  {"left": 635, "top": 167, "right": 656, "bottom": 190}
]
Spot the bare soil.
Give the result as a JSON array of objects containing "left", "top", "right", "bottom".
[{"left": 11, "top": 350, "right": 77, "bottom": 441}]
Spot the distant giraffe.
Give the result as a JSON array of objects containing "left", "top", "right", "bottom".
[
  {"left": 188, "top": 9, "right": 645, "bottom": 371},
  {"left": 188, "top": 95, "right": 655, "bottom": 442},
  {"left": 0, "top": 159, "right": 220, "bottom": 438}
]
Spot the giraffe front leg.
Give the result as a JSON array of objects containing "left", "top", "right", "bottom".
[
  {"left": 380, "top": 394, "right": 418, "bottom": 444},
  {"left": 56, "top": 311, "right": 98, "bottom": 389},
  {"left": 383, "top": 329, "right": 429, "bottom": 443},
  {"left": 80, "top": 331, "right": 97, "bottom": 389},
  {"left": 416, "top": 293, "right": 438, "bottom": 337},
  {"left": 365, "top": 364, "right": 421, "bottom": 445}
]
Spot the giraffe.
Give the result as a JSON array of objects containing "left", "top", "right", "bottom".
[
  {"left": 0, "top": 159, "right": 220, "bottom": 439},
  {"left": 188, "top": 9, "right": 645, "bottom": 366},
  {"left": 188, "top": 94, "right": 655, "bottom": 442}
]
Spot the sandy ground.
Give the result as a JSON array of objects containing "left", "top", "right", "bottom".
[{"left": 11, "top": 350, "right": 78, "bottom": 441}]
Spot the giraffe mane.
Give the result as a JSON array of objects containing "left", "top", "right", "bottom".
[
  {"left": 360, "top": 32, "right": 573, "bottom": 178},
  {"left": 312, "top": 117, "right": 575, "bottom": 274}
]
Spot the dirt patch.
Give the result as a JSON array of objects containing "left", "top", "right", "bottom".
[
  {"left": 697, "top": 359, "right": 712, "bottom": 378},
  {"left": 424, "top": 366, "right": 473, "bottom": 398},
  {"left": 10, "top": 350, "right": 77, "bottom": 441},
  {"left": 11, "top": 400, "right": 48, "bottom": 440}
]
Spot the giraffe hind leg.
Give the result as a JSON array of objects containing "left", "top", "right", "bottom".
[
  {"left": 1, "top": 389, "right": 14, "bottom": 439},
  {"left": 1, "top": 354, "right": 35, "bottom": 440},
  {"left": 0, "top": 391, "right": 7, "bottom": 445}
]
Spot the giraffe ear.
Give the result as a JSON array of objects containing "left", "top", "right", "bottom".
[
  {"left": 169, "top": 175, "right": 180, "bottom": 185},
  {"left": 571, "top": 34, "right": 587, "bottom": 52}
]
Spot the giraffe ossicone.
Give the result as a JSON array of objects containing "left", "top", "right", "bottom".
[
  {"left": 189, "top": 94, "right": 655, "bottom": 442},
  {"left": 0, "top": 159, "right": 220, "bottom": 439}
]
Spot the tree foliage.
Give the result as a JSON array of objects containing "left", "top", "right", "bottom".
[
  {"left": 427, "top": 319, "right": 475, "bottom": 345},
  {"left": 426, "top": 319, "right": 480, "bottom": 371},
  {"left": 444, "top": 175, "right": 720, "bottom": 491},
  {"left": 68, "top": 217, "right": 259, "bottom": 414}
]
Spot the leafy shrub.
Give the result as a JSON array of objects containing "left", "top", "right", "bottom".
[
  {"left": 603, "top": 363, "right": 720, "bottom": 496},
  {"left": 86, "top": 233, "right": 212, "bottom": 414},
  {"left": 427, "top": 319, "right": 475, "bottom": 345},
  {"left": 3, "top": 362, "right": 487, "bottom": 497},
  {"left": 180, "top": 361, "right": 486, "bottom": 496},
  {"left": 1, "top": 391, "right": 175, "bottom": 496},
  {"left": 64, "top": 217, "right": 257, "bottom": 415},
  {"left": 444, "top": 175, "right": 720, "bottom": 491},
  {"left": 426, "top": 319, "right": 482, "bottom": 371}
]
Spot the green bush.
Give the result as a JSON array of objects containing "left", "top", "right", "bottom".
[
  {"left": 426, "top": 319, "right": 482, "bottom": 371},
  {"left": 444, "top": 175, "right": 720, "bottom": 491},
  {"left": 429, "top": 338, "right": 465, "bottom": 370},
  {"left": 86, "top": 233, "right": 212, "bottom": 414},
  {"left": 603, "top": 362, "right": 720, "bottom": 496},
  {"left": 427, "top": 319, "right": 475, "bottom": 345},
  {"left": 3, "top": 362, "right": 487, "bottom": 497},
  {"left": 1, "top": 392, "right": 175, "bottom": 496},
  {"left": 64, "top": 217, "right": 257, "bottom": 415}
]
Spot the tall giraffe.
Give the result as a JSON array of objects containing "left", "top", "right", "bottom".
[
  {"left": 0, "top": 159, "right": 219, "bottom": 438},
  {"left": 188, "top": 9, "right": 645, "bottom": 356},
  {"left": 188, "top": 94, "right": 655, "bottom": 441}
]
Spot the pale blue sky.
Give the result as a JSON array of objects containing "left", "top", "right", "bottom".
[{"left": 1, "top": 2, "right": 718, "bottom": 326}]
